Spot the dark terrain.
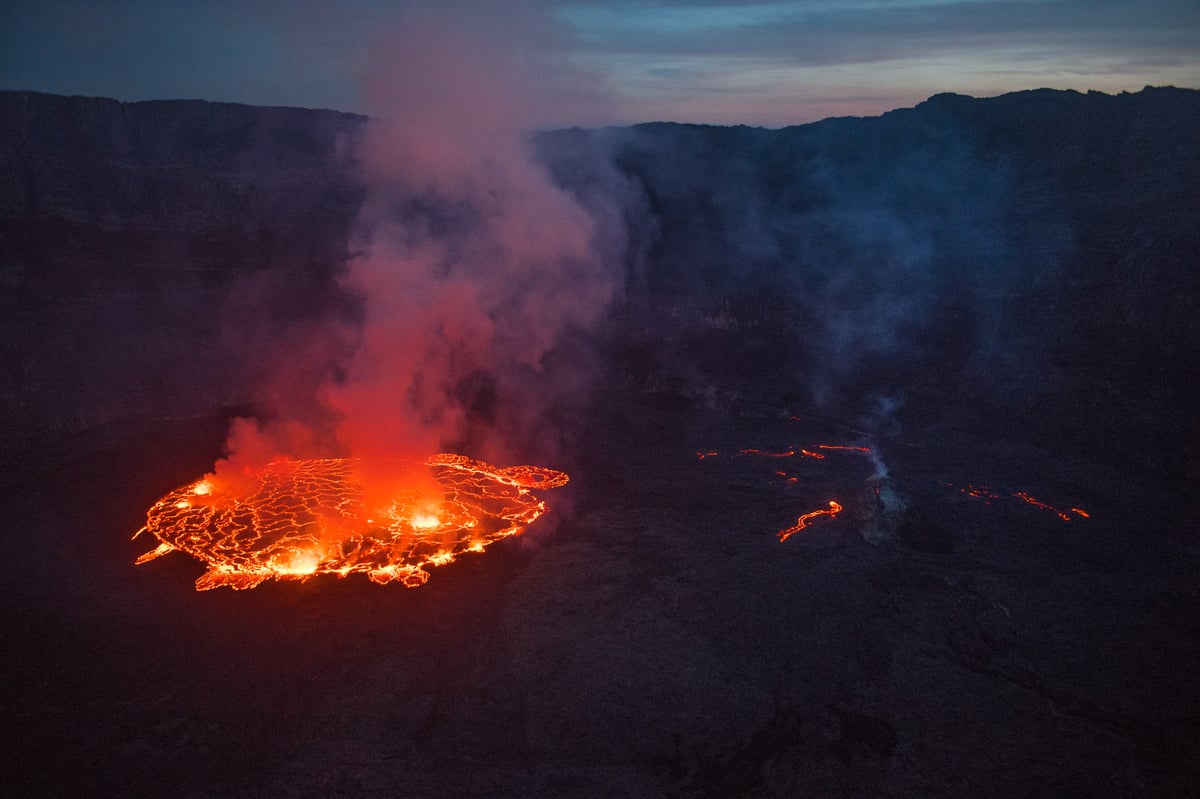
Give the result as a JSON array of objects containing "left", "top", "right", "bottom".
[{"left": 1, "top": 88, "right": 1198, "bottom": 797}]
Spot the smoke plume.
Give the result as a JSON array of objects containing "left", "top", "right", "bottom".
[{"left": 217, "top": 3, "right": 620, "bottom": 478}]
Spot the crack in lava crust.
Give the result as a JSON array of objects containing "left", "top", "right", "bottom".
[{"left": 134, "top": 454, "right": 568, "bottom": 591}]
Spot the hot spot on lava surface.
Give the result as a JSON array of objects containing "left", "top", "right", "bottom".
[{"left": 134, "top": 453, "right": 568, "bottom": 591}]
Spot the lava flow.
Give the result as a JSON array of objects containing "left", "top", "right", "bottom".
[
  {"left": 694, "top": 441, "right": 861, "bottom": 540},
  {"left": 739, "top": 448, "right": 795, "bottom": 458},
  {"left": 943, "top": 482, "right": 1088, "bottom": 521},
  {"left": 135, "top": 454, "right": 568, "bottom": 590},
  {"left": 1013, "top": 491, "right": 1089, "bottom": 522},
  {"left": 777, "top": 501, "right": 843, "bottom": 541}
]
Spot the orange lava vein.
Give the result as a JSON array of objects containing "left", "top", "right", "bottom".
[
  {"left": 740, "top": 448, "right": 795, "bottom": 458},
  {"left": 134, "top": 453, "right": 568, "bottom": 591},
  {"left": 1013, "top": 491, "right": 1086, "bottom": 522},
  {"left": 945, "top": 481, "right": 1088, "bottom": 521},
  {"left": 777, "top": 501, "right": 843, "bottom": 541}
]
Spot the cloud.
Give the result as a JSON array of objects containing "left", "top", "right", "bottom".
[
  {"left": 542, "top": 0, "right": 1198, "bottom": 123},
  {"left": 2, "top": 0, "right": 1197, "bottom": 126},
  {"left": 560, "top": 0, "right": 1200, "bottom": 64}
]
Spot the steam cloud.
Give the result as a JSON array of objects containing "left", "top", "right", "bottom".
[
  {"left": 218, "top": 3, "right": 621, "bottom": 477},
  {"left": 586, "top": 113, "right": 1068, "bottom": 432}
]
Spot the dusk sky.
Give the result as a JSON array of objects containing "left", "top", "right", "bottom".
[{"left": 2, "top": 0, "right": 1197, "bottom": 127}]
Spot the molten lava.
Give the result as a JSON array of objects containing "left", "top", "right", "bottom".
[
  {"left": 777, "top": 501, "right": 843, "bottom": 541},
  {"left": 135, "top": 454, "right": 568, "bottom": 590},
  {"left": 694, "top": 441, "right": 859, "bottom": 540},
  {"left": 696, "top": 444, "right": 871, "bottom": 462},
  {"left": 1013, "top": 491, "right": 1088, "bottom": 522},
  {"left": 944, "top": 481, "right": 1088, "bottom": 521},
  {"left": 740, "top": 448, "right": 795, "bottom": 458},
  {"left": 951, "top": 483, "right": 1001, "bottom": 502}
]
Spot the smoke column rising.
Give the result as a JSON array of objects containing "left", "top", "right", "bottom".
[
  {"left": 208, "top": 3, "right": 621, "bottom": 486},
  {"left": 327, "top": 5, "right": 618, "bottom": 467}
]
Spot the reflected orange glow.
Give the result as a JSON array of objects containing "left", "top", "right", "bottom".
[
  {"left": 135, "top": 453, "right": 568, "bottom": 590},
  {"left": 778, "top": 501, "right": 843, "bottom": 541}
]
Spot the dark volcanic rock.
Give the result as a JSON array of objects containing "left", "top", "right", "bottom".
[
  {"left": 897, "top": 502, "right": 956, "bottom": 553},
  {"left": 2, "top": 87, "right": 1199, "bottom": 798},
  {"left": 4, "top": 87, "right": 1199, "bottom": 475},
  {"left": 0, "top": 90, "right": 365, "bottom": 453},
  {"left": 0, "top": 90, "right": 365, "bottom": 233},
  {"left": 539, "top": 86, "right": 1200, "bottom": 479}
]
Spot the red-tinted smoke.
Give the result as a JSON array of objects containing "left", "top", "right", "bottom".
[{"left": 219, "top": 3, "right": 618, "bottom": 474}]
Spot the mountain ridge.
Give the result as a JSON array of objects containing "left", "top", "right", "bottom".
[{"left": 2, "top": 86, "right": 1197, "bottom": 477}]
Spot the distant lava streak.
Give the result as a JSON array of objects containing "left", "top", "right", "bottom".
[
  {"left": 1013, "top": 491, "right": 1088, "bottom": 522},
  {"left": 945, "top": 482, "right": 1089, "bottom": 521},
  {"left": 693, "top": 444, "right": 854, "bottom": 540},
  {"left": 778, "top": 501, "right": 843, "bottom": 541},
  {"left": 953, "top": 483, "right": 1001, "bottom": 503},
  {"left": 698, "top": 444, "right": 870, "bottom": 461}
]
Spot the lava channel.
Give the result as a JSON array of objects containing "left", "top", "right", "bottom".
[
  {"left": 777, "top": 500, "right": 843, "bottom": 541},
  {"left": 134, "top": 453, "right": 568, "bottom": 590}
]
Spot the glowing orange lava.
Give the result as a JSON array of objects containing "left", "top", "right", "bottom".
[
  {"left": 955, "top": 483, "right": 1000, "bottom": 502},
  {"left": 944, "top": 481, "right": 1088, "bottom": 521},
  {"left": 740, "top": 448, "right": 795, "bottom": 458},
  {"left": 698, "top": 444, "right": 870, "bottom": 461},
  {"left": 1013, "top": 491, "right": 1088, "bottom": 522},
  {"left": 777, "top": 501, "right": 843, "bottom": 541},
  {"left": 135, "top": 453, "right": 568, "bottom": 590},
  {"left": 693, "top": 440, "right": 871, "bottom": 541}
]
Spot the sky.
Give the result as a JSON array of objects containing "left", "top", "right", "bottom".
[{"left": 1, "top": 0, "right": 1197, "bottom": 127}]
